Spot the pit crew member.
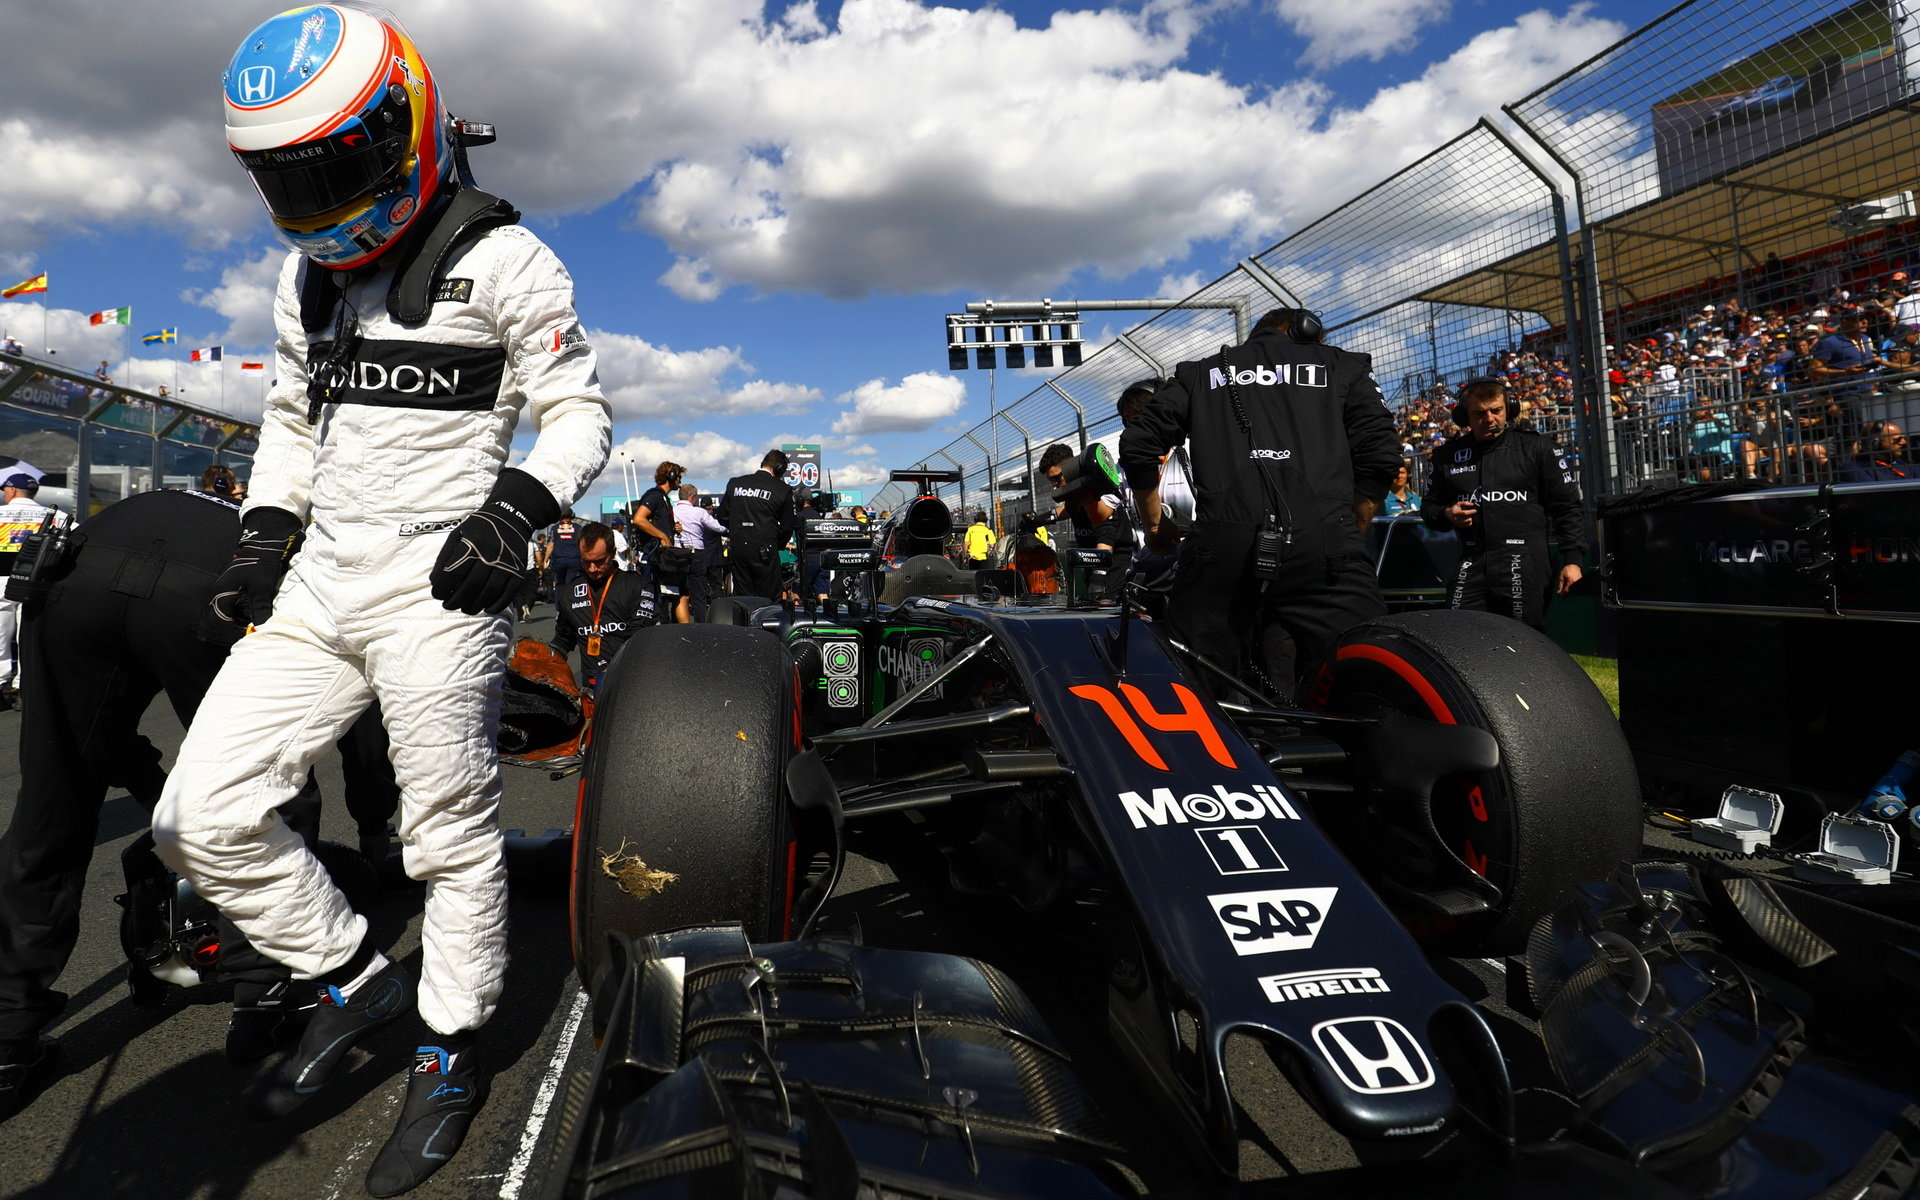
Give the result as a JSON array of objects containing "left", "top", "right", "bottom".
[
  {"left": 551, "top": 521, "right": 658, "bottom": 690},
  {"left": 0, "top": 473, "right": 67, "bottom": 709},
  {"left": 1119, "top": 307, "right": 1400, "bottom": 697},
  {"left": 151, "top": 7, "right": 610, "bottom": 1195},
  {"left": 717, "top": 449, "right": 796, "bottom": 599},
  {"left": 1421, "top": 376, "right": 1584, "bottom": 630}
]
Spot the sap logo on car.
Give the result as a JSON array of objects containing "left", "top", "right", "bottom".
[
  {"left": 1311, "top": 1016, "right": 1435, "bottom": 1094},
  {"left": 1209, "top": 886, "right": 1336, "bottom": 956},
  {"left": 1258, "top": 967, "right": 1389, "bottom": 1004},
  {"left": 1208, "top": 363, "right": 1327, "bottom": 389},
  {"left": 1120, "top": 783, "right": 1300, "bottom": 830}
]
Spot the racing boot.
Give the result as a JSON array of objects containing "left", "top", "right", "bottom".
[
  {"left": 227, "top": 978, "right": 317, "bottom": 1063},
  {"left": 364, "top": 1038, "right": 487, "bottom": 1197},
  {"left": 245, "top": 952, "right": 411, "bottom": 1120},
  {"left": 0, "top": 1036, "right": 57, "bottom": 1123}
]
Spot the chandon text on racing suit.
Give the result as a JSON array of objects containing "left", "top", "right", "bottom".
[
  {"left": 551, "top": 568, "right": 658, "bottom": 689},
  {"left": 717, "top": 470, "right": 795, "bottom": 599},
  {"left": 154, "top": 212, "right": 611, "bottom": 1037},
  {"left": 1118, "top": 328, "right": 1402, "bottom": 692},
  {"left": 1420, "top": 425, "right": 1584, "bottom": 630}
]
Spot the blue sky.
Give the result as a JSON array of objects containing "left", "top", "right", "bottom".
[{"left": 0, "top": 0, "right": 1674, "bottom": 510}]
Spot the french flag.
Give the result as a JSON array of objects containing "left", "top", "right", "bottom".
[{"left": 189, "top": 346, "right": 222, "bottom": 363}]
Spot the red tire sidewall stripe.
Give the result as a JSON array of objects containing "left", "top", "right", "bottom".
[{"left": 1334, "top": 643, "right": 1457, "bottom": 724}]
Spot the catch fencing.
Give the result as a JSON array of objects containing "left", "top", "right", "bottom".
[{"left": 874, "top": 0, "right": 1920, "bottom": 524}]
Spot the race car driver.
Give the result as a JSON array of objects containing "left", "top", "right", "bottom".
[
  {"left": 1118, "top": 307, "right": 1401, "bottom": 697},
  {"left": 1420, "top": 376, "right": 1584, "bottom": 630},
  {"left": 550, "top": 521, "right": 659, "bottom": 690},
  {"left": 151, "top": 7, "right": 610, "bottom": 1196}
]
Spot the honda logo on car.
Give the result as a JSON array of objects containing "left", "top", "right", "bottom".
[
  {"left": 1210, "top": 887, "right": 1336, "bottom": 955},
  {"left": 1312, "top": 1017, "right": 1435, "bottom": 1094},
  {"left": 1121, "top": 783, "right": 1300, "bottom": 830}
]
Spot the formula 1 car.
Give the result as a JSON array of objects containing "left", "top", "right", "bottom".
[{"left": 537, "top": 487, "right": 1678, "bottom": 1199}]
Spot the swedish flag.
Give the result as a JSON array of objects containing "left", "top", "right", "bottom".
[{"left": 141, "top": 328, "right": 177, "bottom": 345}]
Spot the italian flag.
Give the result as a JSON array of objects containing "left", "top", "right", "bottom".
[{"left": 89, "top": 307, "right": 131, "bottom": 326}]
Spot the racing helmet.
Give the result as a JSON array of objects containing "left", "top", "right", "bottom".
[{"left": 223, "top": 3, "right": 452, "bottom": 269}]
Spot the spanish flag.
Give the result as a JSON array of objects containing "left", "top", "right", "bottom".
[{"left": 2, "top": 274, "right": 48, "bottom": 299}]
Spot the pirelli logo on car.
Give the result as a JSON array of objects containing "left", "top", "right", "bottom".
[{"left": 1258, "top": 967, "right": 1390, "bottom": 1004}]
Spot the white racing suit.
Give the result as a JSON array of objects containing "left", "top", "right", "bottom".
[{"left": 154, "top": 223, "right": 610, "bottom": 1034}]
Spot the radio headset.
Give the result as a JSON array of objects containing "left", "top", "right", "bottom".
[
  {"left": 1448, "top": 376, "right": 1520, "bottom": 427},
  {"left": 1219, "top": 343, "right": 1298, "bottom": 585}
]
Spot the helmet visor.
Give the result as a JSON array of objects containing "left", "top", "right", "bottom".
[{"left": 234, "top": 128, "right": 407, "bottom": 224}]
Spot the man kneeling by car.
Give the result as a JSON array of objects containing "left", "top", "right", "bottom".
[{"left": 551, "top": 521, "right": 659, "bottom": 691}]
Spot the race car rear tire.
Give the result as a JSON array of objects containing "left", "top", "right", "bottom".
[
  {"left": 570, "top": 623, "right": 800, "bottom": 989},
  {"left": 1311, "top": 609, "right": 1639, "bottom": 955},
  {"left": 707, "top": 595, "right": 771, "bottom": 625}
]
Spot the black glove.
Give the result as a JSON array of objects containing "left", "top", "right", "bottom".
[
  {"left": 430, "top": 468, "right": 560, "bottom": 615},
  {"left": 209, "top": 506, "right": 303, "bottom": 628}
]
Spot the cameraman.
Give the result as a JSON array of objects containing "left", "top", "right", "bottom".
[{"left": 1118, "top": 308, "right": 1399, "bottom": 697}]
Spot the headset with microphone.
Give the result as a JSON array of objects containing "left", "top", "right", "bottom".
[{"left": 1449, "top": 376, "right": 1520, "bottom": 427}]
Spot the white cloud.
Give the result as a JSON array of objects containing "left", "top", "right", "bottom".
[
  {"left": 0, "top": 1, "right": 1627, "bottom": 302},
  {"left": 586, "top": 330, "right": 821, "bottom": 422},
  {"left": 1270, "top": 0, "right": 1451, "bottom": 66},
  {"left": 607, "top": 430, "right": 756, "bottom": 492},
  {"left": 182, "top": 248, "right": 286, "bottom": 349},
  {"left": 830, "top": 371, "right": 967, "bottom": 435}
]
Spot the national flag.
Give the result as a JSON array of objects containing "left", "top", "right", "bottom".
[
  {"left": 240, "top": 361, "right": 265, "bottom": 371},
  {"left": 3, "top": 274, "right": 48, "bottom": 299},
  {"left": 88, "top": 307, "right": 132, "bottom": 326},
  {"left": 189, "top": 346, "right": 222, "bottom": 363},
  {"left": 141, "top": 328, "right": 177, "bottom": 345}
]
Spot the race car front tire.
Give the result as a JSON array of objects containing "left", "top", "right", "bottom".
[
  {"left": 569, "top": 623, "right": 800, "bottom": 991},
  {"left": 1310, "top": 609, "right": 1640, "bottom": 955}
]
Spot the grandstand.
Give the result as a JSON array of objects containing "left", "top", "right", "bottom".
[{"left": 873, "top": 0, "right": 1920, "bottom": 516}]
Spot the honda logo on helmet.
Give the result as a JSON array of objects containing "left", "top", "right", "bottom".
[
  {"left": 1311, "top": 1017, "right": 1436, "bottom": 1094},
  {"left": 239, "top": 65, "right": 276, "bottom": 104}
]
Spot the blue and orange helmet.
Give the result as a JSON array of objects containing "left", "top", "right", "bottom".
[{"left": 223, "top": 3, "right": 452, "bottom": 269}]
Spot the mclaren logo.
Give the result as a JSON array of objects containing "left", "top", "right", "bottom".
[{"left": 1694, "top": 538, "right": 1816, "bottom": 564}]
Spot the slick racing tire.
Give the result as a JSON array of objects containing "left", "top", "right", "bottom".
[
  {"left": 1309, "top": 609, "right": 1639, "bottom": 955},
  {"left": 707, "top": 595, "right": 772, "bottom": 626},
  {"left": 570, "top": 624, "right": 800, "bottom": 990}
]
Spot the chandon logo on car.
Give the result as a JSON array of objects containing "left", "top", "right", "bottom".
[
  {"left": 1258, "top": 967, "right": 1390, "bottom": 1003},
  {"left": 1209, "top": 886, "right": 1336, "bottom": 955},
  {"left": 1120, "top": 783, "right": 1300, "bottom": 830},
  {"left": 1311, "top": 1017, "right": 1436, "bottom": 1094}
]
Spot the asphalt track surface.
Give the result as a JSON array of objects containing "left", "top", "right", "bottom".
[{"left": 0, "top": 603, "right": 1531, "bottom": 1200}]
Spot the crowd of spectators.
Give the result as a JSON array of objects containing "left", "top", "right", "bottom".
[{"left": 1388, "top": 240, "right": 1920, "bottom": 490}]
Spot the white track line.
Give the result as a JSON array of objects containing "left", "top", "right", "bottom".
[{"left": 500, "top": 984, "right": 589, "bottom": 1200}]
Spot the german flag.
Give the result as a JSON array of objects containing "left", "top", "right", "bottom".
[{"left": 2, "top": 274, "right": 48, "bottom": 299}]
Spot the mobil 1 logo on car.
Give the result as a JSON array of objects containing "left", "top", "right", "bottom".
[{"left": 1210, "top": 887, "right": 1337, "bottom": 956}]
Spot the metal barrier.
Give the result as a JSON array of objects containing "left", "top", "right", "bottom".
[
  {"left": 876, "top": 0, "right": 1920, "bottom": 525},
  {"left": 0, "top": 351, "right": 260, "bottom": 516}
]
